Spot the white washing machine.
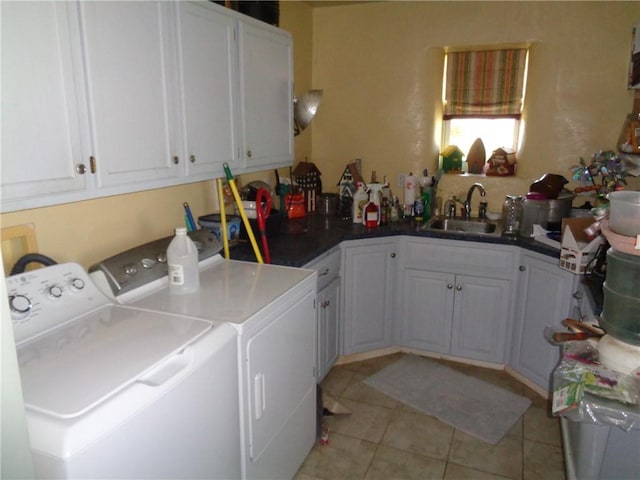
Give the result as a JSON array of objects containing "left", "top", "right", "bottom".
[
  {"left": 90, "top": 235, "right": 318, "bottom": 480},
  {"left": 6, "top": 262, "right": 241, "bottom": 479}
]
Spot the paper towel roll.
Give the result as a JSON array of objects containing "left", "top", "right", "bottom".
[{"left": 404, "top": 174, "right": 416, "bottom": 206}]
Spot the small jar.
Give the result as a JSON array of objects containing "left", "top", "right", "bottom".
[{"left": 502, "top": 195, "right": 523, "bottom": 236}]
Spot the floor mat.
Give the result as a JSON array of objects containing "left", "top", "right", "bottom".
[{"left": 364, "top": 354, "right": 531, "bottom": 444}]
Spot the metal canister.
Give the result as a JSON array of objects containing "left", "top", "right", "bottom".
[{"left": 317, "top": 193, "right": 338, "bottom": 216}]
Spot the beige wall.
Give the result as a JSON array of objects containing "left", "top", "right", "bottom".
[
  {"left": 0, "top": 182, "right": 218, "bottom": 272},
  {"left": 310, "top": 1, "right": 640, "bottom": 212},
  {"left": 2, "top": 1, "right": 638, "bottom": 270},
  {"left": 0, "top": 1, "right": 314, "bottom": 272}
]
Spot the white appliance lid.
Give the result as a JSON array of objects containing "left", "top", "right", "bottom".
[
  {"left": 17, "top": 304, "right": 212, "bottom": 419},
  {"left": 126, "top": 260, "right": 315, "bottom": 323}
]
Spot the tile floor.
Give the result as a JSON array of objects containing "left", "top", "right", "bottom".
[{"left": 295, "top": 353, "right": 566, "bottom": 480}]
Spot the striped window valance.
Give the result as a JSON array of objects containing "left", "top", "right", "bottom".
[{"left": 443, "top": 48, "right": 528, "bottom": 119}]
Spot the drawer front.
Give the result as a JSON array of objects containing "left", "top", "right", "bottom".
[
  {"left": 405, "top": 238, "right": 517, "bottom": 278},
  {"left": 304, "top": 247, "right": 341, "bottom": 291}
]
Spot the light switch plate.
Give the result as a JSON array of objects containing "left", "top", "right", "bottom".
[{"left": 397, "top": 173, "right": 406, "bottom": 188}]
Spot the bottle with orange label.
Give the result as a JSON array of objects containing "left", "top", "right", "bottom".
[{"left": 363, "top": 192, "right": 379, "bottom": 228}]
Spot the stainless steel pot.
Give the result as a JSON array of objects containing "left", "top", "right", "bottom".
[{"left": 546, "top": 190, "right": 576, "bottom": 229}]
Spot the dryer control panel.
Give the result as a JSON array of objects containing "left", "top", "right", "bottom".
[{"left": 89, "top": 229, "right": 222, "bottom": 298}]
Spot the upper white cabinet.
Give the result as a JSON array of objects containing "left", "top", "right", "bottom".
[
  {"left": 1, "top": 1, "right": 89, "bottom": 211},
  {"left": 238, "top": 20, "right": 293, "bottom": 171},
  {"left": 175, "top": 1, "right": 239, "bottom": 178},
  {"left": 79, "top": 1, "right": 181, "bottom": 189},
  {"left": 1, "top": 1, "right": 293, "bottom": 213}
]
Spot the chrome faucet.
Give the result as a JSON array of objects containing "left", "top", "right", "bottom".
[{"left": 462, "top": 183, "right": 487, "bottom": 220}]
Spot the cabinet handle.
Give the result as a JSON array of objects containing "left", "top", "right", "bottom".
[
  {"left": 390, "top": 252, "right": 396, "bottom": 258},
  {"left": 319, "top": 268, "right": 329, "bottom": 276},
  {"left": 173, "top": 156, "right": 179, "bottom": 165},
  {"left": 75, "top": 163, "right": 86, "bottom": 175},
  {"left": 89, "top": 156, "right": 96, "bottom": 173},
  {"left": 247, "top": 150, "right": 253, "bottom": 158},
  {"left": 456, "top": 285, "right": 462, "bottom": 291},
  {"left": 190, "top": 155, "right": 196, "bottom": 163},
  {"left": 519, "top": 265, "right": 526, "bottom": 271},
  {"left": 447, "top": 284, "right": 453, "bottom": 289}
]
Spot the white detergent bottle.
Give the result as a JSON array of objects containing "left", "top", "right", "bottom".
[
  {"left": 352, "top": 183, "right": 368, "bottom": 224},
  {"left": 167, "top": 227, "right": 199, "bottom": 294}
]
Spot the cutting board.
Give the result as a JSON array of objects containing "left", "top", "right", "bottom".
[{"left": 467, "top": 138, "right": 486, "bottom": 174}]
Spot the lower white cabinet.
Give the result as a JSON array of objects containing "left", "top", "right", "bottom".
[
  {"left": 510, "top": 250, "right": 577, "bottom": 391},
  {"left": 341, "top": 239, "right": 397, "bottom": 355},
  {"left": 310, "top": 235, "right": 575, "bottom": 395},
  {"left": 400, "top": 237, "right": 516, "bottom": 364},
  {"left": 304, "top": 248, "right": 341, "bottom": 381},
  {"left": 317, "top": 277, "right": 340, "bottom": 380},
  {"left": 402, "top": 270, "right": 512, "bottom": 363}
]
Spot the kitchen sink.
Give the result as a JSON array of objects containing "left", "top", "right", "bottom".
[{"left": 422, "top": 216, "right": 503, "bottom": 236}]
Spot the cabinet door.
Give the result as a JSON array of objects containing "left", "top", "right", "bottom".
[
  {"left": 176, "top": 2, "right": 239, "bottom": 178},
  {"left": 451, "top": 275, "right": 511, "bottom": 363},
  {"left": 510, "top": 252, "right": 577, "bottom": 390},
  {"left": 317, "top": 277, "right": 340, "bottom": 380},
  {"left": 401, "top": 269, "right": 454, "bottom": 354},
  {"left": 1, "top": 1, "right": 89, "bottom": 211},
  {"left": 342, "top": 241, "right": 396, "bottom": 355},
  {"left": 238, "top": 20, "right": 292, "bottom": 171},
  {"left": 79, "top": 1, "right": 180, "bottom": 188}
]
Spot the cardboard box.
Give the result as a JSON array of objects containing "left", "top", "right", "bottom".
[{"left": 559, "top": 217, "right": 605, "bottom": 274}]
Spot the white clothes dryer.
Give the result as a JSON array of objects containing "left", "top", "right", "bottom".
[{"left": 91, "top": 238, "right": 318, "bottom": 480}]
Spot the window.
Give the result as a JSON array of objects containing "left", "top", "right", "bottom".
[{"left": 442, "top": 47, "right": 529, "bottom": 164}]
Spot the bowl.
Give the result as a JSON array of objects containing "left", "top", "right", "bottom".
[
  {"left": 198, "top": 214, "right": 241, "bottom": 244},
  {"left": 605, "top": 248, "right": 640, "bottom": 296},
  {"left": 235, "top": 201, "right": 257, "bottom": 219},
  {"left": 600, "top": 284, "right": 640, "bottom": 345},
  {"left": 608, "top": 191, "right": 640, "bottom": 237}
]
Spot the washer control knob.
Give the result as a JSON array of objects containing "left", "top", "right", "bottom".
[
  {"left": 124, "top": 264, "right": 138, "bottom": 276},
  {"left": 48, "top": 285, "right": 63, "bottom": 298},
  {"left": 9, "top": 295, "right": 32, "bottom": 319},
  {"left": 69, "top": 278, "right": 85, "bottom": 291}
]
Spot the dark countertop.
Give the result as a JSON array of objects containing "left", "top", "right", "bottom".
[{"left": 229, "top": 214, "right": 561, "bottom": 267}]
